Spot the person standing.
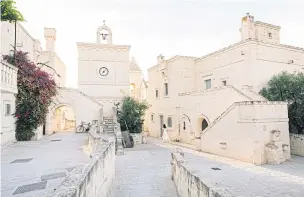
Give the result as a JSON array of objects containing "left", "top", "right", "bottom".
[{"left": 162, "top": 124, "right": 170, "bottom": 143}]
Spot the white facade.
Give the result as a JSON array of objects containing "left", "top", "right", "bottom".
[
  {"left": 77, "top": 22, "right": 139, "bottom": 117},
  {"left": 147, "top": 14, "right": 304, "bottom": 164},
  {"left": 0, "top": 57, "right": 18, "bottom": 146},
  {"left": 1, "top": 21, "right": 67, "bottom": 145}
]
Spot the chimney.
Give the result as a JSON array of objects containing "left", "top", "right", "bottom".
[
  {"left": 44, "top": 27, "right": 56, "bottom": 52},
  {"left": 157, "top": 54, "right": 164, "bottom": 64}
]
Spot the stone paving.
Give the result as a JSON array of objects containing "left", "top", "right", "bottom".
[
  {"left": 1, "top": 132, "right": 89, "bottom": 197},
  {"left": 110, "top": 138, "right": 304, "bottom": 197},
  {"left": 109, "top": 138, "right": 178, "bottom": 197},
  {"left": 161, "top": 142, "right": 304, "bottom": 197}
]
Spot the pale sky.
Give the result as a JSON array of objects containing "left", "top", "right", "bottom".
[{"left": 15, "top": 0, "right": 304, "bottom": 88}]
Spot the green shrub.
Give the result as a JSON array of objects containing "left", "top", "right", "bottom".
[
  {"left": 117, "top": 97, "right": 149, "bottom": 133},
  {"left": 260, "top": 71, "right": 304, "bottom": 134}
]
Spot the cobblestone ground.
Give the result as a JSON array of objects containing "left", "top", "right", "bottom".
[
  {"left": 109, "top": 138, "right": 178, "bottom": 197},
  {"left": 1, "top": 132, "right": 89, "bottom": 197}
]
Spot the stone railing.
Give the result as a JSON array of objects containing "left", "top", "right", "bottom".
[
  {"left": 1, "top": 60, "right": 18, "bottom": 94},
  {"left": 171, "top": 151, "right": 225, "bottom": 197},
  {"left": 290, "top": 133, "right": 304, "bottom": 156},
  {"left": 49, "top": 131, "right": 115, "bottom": 197},
  {"left": 113, "top": 122, "right": 124, "bottom": 155}
]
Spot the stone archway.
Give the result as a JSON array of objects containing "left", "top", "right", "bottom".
[
  {"left": 44, "top": 88, "right": 103, "bottom": 135},
  {"left": 179, "top": 114, "right": 192, "bottom": 144},
  {"left": 51, "top": 104, "right": 76, "bottom": 133},
  {"left": 197, "top": 114, "right": 210, "bottom": 135}
]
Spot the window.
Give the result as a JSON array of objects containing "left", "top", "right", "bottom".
[
  {"left": 164, "top": 83, "right": 168, "bottom": 96},
  {"left": 151, "top": 114, "right": 154, "bottom": 122},
  {"left": 5, "top": 104, "right": 11, "bottom": 116},
  {"left": 222, "top": 80, "right": 227, "bottom": 86},
  {"left": 183, "top": 122, "right": 186, "bottom": 130},
  {"left": 268, "top": 32, "right": 272, "bottom": 38},
  {"left": 167, "top": 117, "right": 172, "bottom": 127},
  {"left": 156, "top": 89, "right": 159, "bottom": 98},
  {"left": 205, "top": 79, "right": 211, "bottom": 89}
]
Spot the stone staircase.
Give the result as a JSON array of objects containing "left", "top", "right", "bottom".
[{"left": 103, "top": 117, "right": 114, "bottom": 133}]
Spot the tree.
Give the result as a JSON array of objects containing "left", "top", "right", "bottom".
[
  {"left": 1, "top": 0, "right": 25, "bottom": 22},
  {"left": 1, "top": 0, "right": 25, "bottom": 65},
  {"left": 260, "top": 71, "right": 304, "bottom": 134},
  {"left": 3, "top": 51, "right": 57, "bottom": 140},
  {"left": 117, "top": 97, "right": 149, "bottom": 133}
]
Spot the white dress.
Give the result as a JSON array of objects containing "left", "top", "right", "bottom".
[{"left": 162, "top": 128, "right": 171, "bottom": 143}]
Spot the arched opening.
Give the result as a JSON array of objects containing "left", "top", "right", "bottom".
[
  {"left": 201, "top": 119, "right": 208, "bottom": 131},
  {"left": 51, "top": 105, "right": 76, "bottom": 133},
  {"left": 197, "top": 114, "right": 210, "bottom": 136},
  {"left": 179, "top": 114, "right": 192, "bottom": 144}
]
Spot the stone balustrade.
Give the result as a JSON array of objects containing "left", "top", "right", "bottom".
[
  {"left": 1, "top": 60, "right": 18, "bottom": 94},
  {"left": 171, "top": 151, "right": 225, "bottom": 197},
  {"left": 49, "top": 132, "right": 115, "bottom": 197}
]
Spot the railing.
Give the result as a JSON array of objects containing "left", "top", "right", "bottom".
[{"left": 1, "top": 60, "right": 18, "bottom": 94}]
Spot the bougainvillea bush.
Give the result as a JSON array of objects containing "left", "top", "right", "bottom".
[{"left": 4, "top": 51, "right": 57, "bottom": 140}]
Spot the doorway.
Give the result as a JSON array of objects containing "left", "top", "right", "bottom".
[
  {"left": 52, "top": 105, "right": 76, "bottom": 133},
  {"left": 43, "top": 123, "right": 46, "bottom": 135},
  {"left": 159, "top": 115, "right": 164, "bottom": 137}
]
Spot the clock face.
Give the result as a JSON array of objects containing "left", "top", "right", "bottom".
[{"left": 99, "top": 67, "right": 109, "bottom": 76}]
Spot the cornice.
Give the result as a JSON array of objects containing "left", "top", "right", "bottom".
[
  {"left": 254, "top": 21, "right": 281, "bottom": 30},
  {"left": 166, "top": 55, "right": 197, "bottom": 64},
  {"left": 195, "top": 38, "right": 304, "bottom": 64},
  {"left": 255, "top": 40, "right": 304, "bottom": 52},
  {"left": 77, "top": 42, "right": 131, "bottom": 52},
  {"left": 147, "top": 64, "right": 159, "bottom": 72},
  {"left": 147, "top": 55, "right": 196, "bottom": 72},
  {"left": 195, "top": 39, "right": 251, "bottom": 63}
]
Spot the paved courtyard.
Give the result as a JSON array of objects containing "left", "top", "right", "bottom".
[
  {"left": 109, "top": 138, "right": 178, "bottom": 197},
  {"left": 110, "top": 138, "right": 304, "bottom": 197},
  {"left": 1, "top": 132, "right": 89, "bottom": 197},
  {"left": 161, "top": 142, "right": 304, "bottom": 197}
]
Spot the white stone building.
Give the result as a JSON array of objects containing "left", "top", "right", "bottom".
[
  {"left": 0, "top": 21, "right": 67, "bottom": 145},
  {"left": 147, "top": 14, "right": 304, "bottom": 165},
  {"left": 77, "top": 22, "right": 146, "bottom": 117}
]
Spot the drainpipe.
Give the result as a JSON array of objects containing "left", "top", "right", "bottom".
[
  {"left": 176, "top": 105, "right": 180, "bottom": 142},
  {"left": 14, "top": 20, "right": 17, "bottom": 64}
]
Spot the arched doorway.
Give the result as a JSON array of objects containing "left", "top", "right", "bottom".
[
  {"left": 51, "top": 105, "right": 76, "bottom": 133},
  {"left": 201, "top": 119, "right": 208, "bottom": 132},
  {"left": 197, "top": 114, "right": 210, "bottom": 135},
  {"left": 179, "top": 114, "right": 192, "bottom": 144}
]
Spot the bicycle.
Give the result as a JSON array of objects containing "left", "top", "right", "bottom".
[{"left": 76, "top": 121, "right": 92, "bottom": 133}]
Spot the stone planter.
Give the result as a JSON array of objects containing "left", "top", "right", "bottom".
[{"left": 130, "top": 133, "right": 143, "bottom": 145}]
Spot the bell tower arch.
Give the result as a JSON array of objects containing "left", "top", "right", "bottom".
[{"left": 96, "top": 20, "right": 113, "bottom": 44}]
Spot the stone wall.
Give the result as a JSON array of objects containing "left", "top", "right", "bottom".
[
  {"left": 49, "top": 132, "right": 115, "bottom": 197},
  {"left": 290, "top": 134, "right": 304, "bottom": 156},
  {"left": 200, "top": 101, "right": 290, "bottom": 165},
  {"left": 1, "top": 93, "right": 16, "bottom": 147},
  {"left": 171, "top": 152, "right": 225, "bottom": 197}
]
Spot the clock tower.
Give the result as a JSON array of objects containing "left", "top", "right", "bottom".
[{"left": 77, "top": 21, "right": 131, "bottom": 116}]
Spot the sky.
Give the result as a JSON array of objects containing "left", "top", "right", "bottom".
[{"left": 15, "top": 0, "right": 304, "bottom": 88}]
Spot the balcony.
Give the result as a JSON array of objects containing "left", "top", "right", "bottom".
[{"left": 1, "top": 60, "right": 18, "bottom": 94}]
